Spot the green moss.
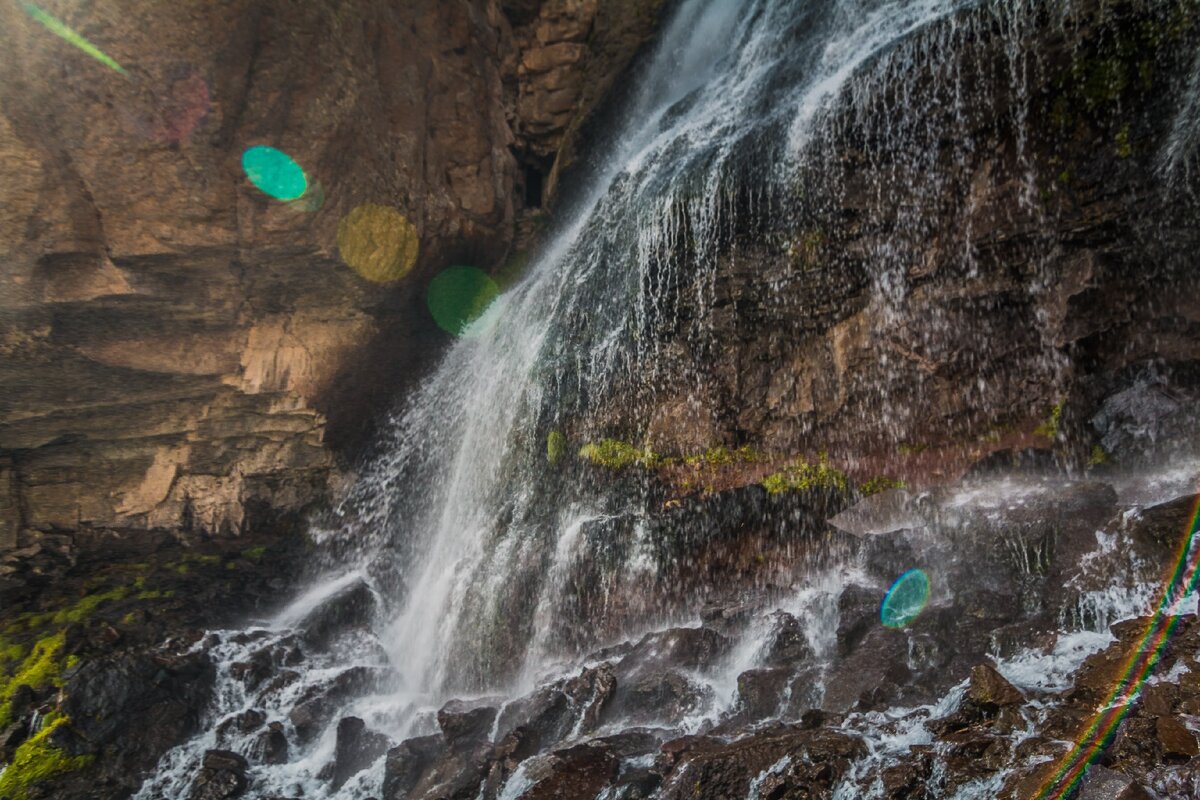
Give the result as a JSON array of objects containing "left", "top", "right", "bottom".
[
  {"left": 762, "top": 455, "right": 848, "bottom": 495},
  {"left": 51, "top": 587, "right": 129, "bottom": 625},
  {"left": 240, "top": 546, "right": 267, "bottom": 561},
  {"left": 860, "top": 477, "right": 908, "bottom": 496},
  {"left": 546, "top": 431, "right": 566, "bottom": 465},
  {"left": 898, "top": 442, "right": 928, "bottom": 456},
  {"left": 578, "top": 439, "right": 660, "bottom": 470},
  {"left": 0, "top": 716, "right": 95, "bottom": 799},
  {"left": 0, "top": 640, "right": 26, "bottom": 666},
  {"left": 0, "top": 631, "right": 67, "bottom": 729},
  {"left": 1088, "top": 444, "right": 1111, "bottom": 468},
  {"left": 684, "top": 445, "right": 766, "bottom": 468},
  {"left": 1035, "top": 401, "right": 1065, "bottom": 441},
  {"left": 135, "top": 590, "right": 173, "bottom": 600}
]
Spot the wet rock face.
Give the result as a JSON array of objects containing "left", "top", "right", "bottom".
[
  {"left": 622, "top": 0, "right": 1200, "bottom": 471},
  {"left": 0, "top": 0, "right": 666, "bottom": 569}
]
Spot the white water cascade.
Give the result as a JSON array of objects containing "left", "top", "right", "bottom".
[{"left": 133, "top": 1, "right": 1200, "bottom": 798}]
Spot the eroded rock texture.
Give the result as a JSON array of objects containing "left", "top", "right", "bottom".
[{"left": 0, "top": 0, "right": 664, "bottom": 563}]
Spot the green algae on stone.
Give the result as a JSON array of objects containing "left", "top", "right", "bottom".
[
  {"left": 0, "top": 715, "right": 95, "bottom": 800},
  {"left": 578, "top": 438, "right": 661, "bottom": 469},
  {"left": 546, "top": 431, "right": 567, "bottom": 465},
  {"left": 0, "top": 630, "right": 67, "bottom": 728},
  {"left": 1035, "top": 400, "right": 1065, "bottom": 441},
  {"left": 860, "top": 476, "right": 907, "bottom": 497},
  {"left": 761, "top": 455, "right": 848, "bottom": 495}
]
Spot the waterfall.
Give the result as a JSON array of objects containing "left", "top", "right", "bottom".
[
  {"left": 338, "top": 0, "right": 987, "bottom": 704},
  {"left": 133, "top": 1, "right": 1200, "bottom": 798}
]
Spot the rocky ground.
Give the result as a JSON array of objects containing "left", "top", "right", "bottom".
[{"left": 6, "top": 446, "right": 1190, "bottom": 800}]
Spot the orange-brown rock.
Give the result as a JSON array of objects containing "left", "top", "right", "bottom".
[{"left": 0, "top": 0, "right": 665, "bottom": 559}]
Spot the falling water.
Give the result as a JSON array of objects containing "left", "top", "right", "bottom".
[{"left": 135, "top": 1, "right": 1200, "bottom": 798}]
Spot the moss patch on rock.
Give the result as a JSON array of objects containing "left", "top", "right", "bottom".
[
  {"left": 0, "top": 715, "right": 94, "bottom": 800},
  {"left": 761, "top": 455, "right": 848, "bottom": 495},
  {"left": 579, "top": 438, "right": 661, "bottom": 469}
]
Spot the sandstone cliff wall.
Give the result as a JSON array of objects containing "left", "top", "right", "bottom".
[{"left": 0, "top": 0, "right": 665, "bottom": 560}]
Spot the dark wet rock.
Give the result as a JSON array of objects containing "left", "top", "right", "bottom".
[
  {"left": 605, "top": 670, "right": 711, "bottom": 727},
  {"left": 215, "top": 709, "right": 265, "bottom": 743},
  {"left": 405, "top": 740, "right": 495, "bottom": 800},
  {"left": 835, "top": 584, "right": 880, "bottom": 658},
  {"left": 250, "top": 722, "right": 289, "bottom": 766},
  {"left": 1093, "top": 377, "right": 1194, "bottom": 464},
  {"left": 382, "top": 734, "right": 445, "bottom": 800},
  {"left": 1078, "top": 765, "right": 1154, "bottom": 800},
  {"left": 519, "top": 743, "right": 620, "bottom": 800},
  {"left": 58, "top": 650, "right": 215, "bottom": 791},
  {"left": 332, "top": 716, "right": 391, "bottom": 789},
  {"left": 823, "top": 625, "right": 912, "bottom": 713},
  {"left": 494, "top": 663, "right": 615, "bottom": 745},
  {"left": 297, "top": 579, "right": 378, "bottom": 649},
  {"left": 620, "top": 626, "right": 731, "bottom": 675},
  {"left": 762, "top": 611, "right": 813, "bottom": 667},
  {"left": 188, "top": 750, "right": 249, "bottom": 800},
  {"left": 657, "top": 725, "right": 865, "bottom": 800},
  {"left": 967, "top": 664, "right": 1024, "bottom": 709},
  {"left": 732, "top": 668, "right": 791, "bottom": 722},
  {"left": 437, "top": 699, "right": 499, "bottom": 746},
  {"left": 288, "top": 666, "right": 387, "bottom": 742},
  {"left": 1156, "top": 715, "right": 1199, "bottom": 758}
]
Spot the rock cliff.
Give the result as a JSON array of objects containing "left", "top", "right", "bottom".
[{"left": 0, "top": 0, "right": 665, "bottom": 571}]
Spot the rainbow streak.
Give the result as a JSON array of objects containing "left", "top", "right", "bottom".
[
  {"left": 1030, "top": 491, "right": 1200, "bottom": 800},
  {"left": 21, "top": 3, "right": 128, "bottom": 76}
]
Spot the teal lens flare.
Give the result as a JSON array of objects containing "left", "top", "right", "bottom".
[
  {"left": 881, "top": 568, "right": 931, "bottom": 629},
  {"left": 241, "top": 146, "right": 308, "bottom": 201}
]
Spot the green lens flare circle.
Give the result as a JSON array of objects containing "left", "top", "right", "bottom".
[
  {"left": 241, "top": 146, "right": 307, "bottom": 201},
  {"left": 880, "top": 568, "right": 931, "bottom": 629},
  {"left": 427, "top": 266, "right": 500, "bottom": 337}
]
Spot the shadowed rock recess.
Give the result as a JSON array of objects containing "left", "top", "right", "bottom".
[{"left": 1, "top": 0, "right": 1200, "bottom": 799}]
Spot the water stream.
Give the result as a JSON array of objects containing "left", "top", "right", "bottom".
[{"left": 134, "top": 1, "right": 1199, "bottom": 798}]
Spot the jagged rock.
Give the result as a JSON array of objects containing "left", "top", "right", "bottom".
[
  {"left": 607, "top": 670, "right": 711, "bottom": 726},
  {"left": 250, "top": 722, "right": 289, "bottom": 766},
  {"left": 437, "top": 700, "right": 499, "bottom": 746},
  {"left": 517, "top": 743, "right": 620, "bottom": 800},
  {"left": 1078, "top": 765, "right": 1153, "bottom": 800},
  {"left": 287, "top": 666, "right": 387, "bottom": 742},
  {"left": 295, "top": 579, "right": 377, "bottom": 649},
  {"left": 382, "top": 734, "right": 445, "bottom": 800},
  {"left": 331, "top": 716, "right": 391, "bottom": 789},
  {"left": 762, "top": 611, "right": 814, "bottom": 667},
  {"left": 967, "top": 664, "right": 1024, "bottom": 709},
  {"left": 733, "top": 668, "right": 791, "bottom": 722},
  {"left": 188, "top": 750, "right": 249, "bottom": 800},
  {"left": 621, "top": 627, "right": 731, "bottom": 674},
  {"left": 1156, "top": 715, "right": 1200, "bottom": 758}
]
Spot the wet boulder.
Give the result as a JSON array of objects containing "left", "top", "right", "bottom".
[
  {"left": 494, "top": 663, "right": 615, "bottom": 744},
  {"left": 331, "top": 716, "right": 391, "bottom": 789},
  {"left": 619, "top": 627, "right": 731, "bottom": 675},
  {"left": 605, "top": 669, "right": 712, "bottom": 726},
  {"left": 521, "top": 743, "right": 620, "bottom": 799},
  {"left": 295, "top": 579, "right": 378, "bottom": 650},
  {"left": 250, "top": 721, "right": 289, "bottom": 765},
  {"left": 1078, "top": 765, "right": 1154, "bottom": 800},
  {"left": 287, "top": 665, "right": 387, "bottom": 742},
  {"left": 188, "top": 749, "right": 249, "bottom": 800},
  {"left": 437, "top": 699, "right": 499, "bottom": 746},
  {"left": 731, "top": 668, "right": 791, "bottom": 722},
  {"left": 967, "top": 664, "right": 1024, "bottom": 710},
  {"left": 762, "top": 611, "right": 813, "bottom": 666},
  {"left": 383, "top": 734, "right": 445, "bottom": 800}
]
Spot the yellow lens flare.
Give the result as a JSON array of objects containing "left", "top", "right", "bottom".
[{"left": 21, "top": 3, "right": 128, "bottom": 76}]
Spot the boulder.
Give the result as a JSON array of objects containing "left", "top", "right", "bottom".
[
  {"left": 1078, "top": 765, "right": 1154, "bottom": 800},
  {"left": 188, "top": 750, "right": 248, "bottom": 800},
  {"left": 967, "top": 664, "right": 1025, "bottom": 709},
  {"left": 437, "top": 700, "right": 499, "bottom": 746},
  {"left": 331, "top": 716, "right": 391, "bottom": 789}
]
